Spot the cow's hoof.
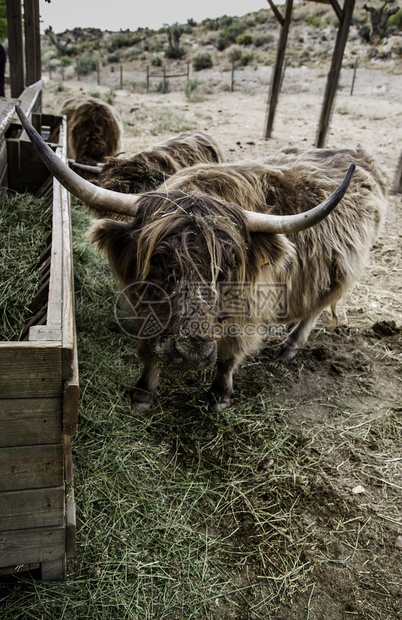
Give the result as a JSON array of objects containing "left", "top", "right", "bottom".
[
  {"left": 206, "top": 390, "right": 232, "bottom": 412},
  {"left": 276, "top": 340, "right": 300, "bottom": 361},
  {"left": 130, "top": 389, "right": 154, "bottom": 413}
]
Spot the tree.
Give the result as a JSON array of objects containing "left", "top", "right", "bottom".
[
  {"left": 363, "top": 0, "right": 400, "bottom": 39},
  {"left": 164, "top": 22, "right": 185, "bottom": 58},
  {"left": 45, "top": 26, "right": 72, "bottom": 57}
]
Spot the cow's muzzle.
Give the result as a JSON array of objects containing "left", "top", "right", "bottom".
[{"left": 155, "top": 336, "right": 217, "bottom": 373}]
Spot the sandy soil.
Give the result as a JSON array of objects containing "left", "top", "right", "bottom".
[{"left": 40, "top": 65, "right": 402, "bottom": 619}]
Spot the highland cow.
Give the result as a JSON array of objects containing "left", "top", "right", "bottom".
[
  {"left": 61, "top": 95, "right": 123, "bottom": 165},
  {"left": 96, "top": 130, "right": 226, "bottom": 195},
  {"left": 16, "top": 105, "right": 388, "bottom": 413}
]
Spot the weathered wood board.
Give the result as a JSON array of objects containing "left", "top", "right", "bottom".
[{"left": 0, "top": 84, "right": 79, "bottom": 580}]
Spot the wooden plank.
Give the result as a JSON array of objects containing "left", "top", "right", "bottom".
[
  {"left": 64, "top": 435, "right": 73, "bottom": 483},
  {"left": 6, "top": 136, "right": 51, "bottom": 193},
  {"left": 0, "top": 342, "right": 62, "bottom": 398},
  {"left": 63, "top": 348, "right": 79, "bottom": 435},
  {"left": 59, "top": 117, "right": 76, "bottom": 378},
  {"left": 6, "top": 0, "right": 25, "bottom": 98},
  {"left": 0, "top": 100, "right": 17, "bottom": 138},
  {"left": 0, "top": 486, "right": 65, "bottom": 530},
  {"left": 0, "top": 444, "right": 64, "bottom": 491},
  {"left": 17, "top": 80, "right": 43, "bottom": 119},
  {"left": 0, "top": 526, "right": 66, "bottom": 568},
  {"left": 0, "top": 398, "right": 62, "bottom": 447},
  {"left": 0, "top": 562, "right": 40, "bottom": 576},
  {"left": 40, "top": 558, "right": 66, "bottom": 580},
  {"left": 0, "top": 141, "right": 7, "bottom": 188},
  {"left": 66, "top": 486, "right": 76, "bottom": 558},
  {"left": 24, "top": 0, "right": 42, "bottom": 87},
  {"left": 5, "top": 137, "right": 20, "bottom": 192}
]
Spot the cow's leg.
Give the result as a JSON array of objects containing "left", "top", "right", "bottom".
[
  {"left": 130, "top": 364, "right": 160, "bottom": 412},
  {"left": 276, "top": 315, "right": 318, "bottom": 361},
  {"left": 207, "top": 357, "right": 238, "bottom": 411}
]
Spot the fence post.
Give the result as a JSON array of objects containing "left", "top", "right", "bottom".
[
  {"left": 97, "top": 61, "right": 100, "bottom": 85},
  {"left": 163, "top": 66, "right": 166, "bottom": 93},
  {"left": 120, "top": 64, "right": 123, "bottom": 89},
  {"left": 146, "top": 65, "right": 149, "bottom": 92},
  {"left": 186, "top": 61, "right": 190, "bottom": 85},
  {"left": 231, "top": 60, "right": 235, "bottom": 92},
  {"left": 350, "top": 57, "right": 358, "bottom": 96}
]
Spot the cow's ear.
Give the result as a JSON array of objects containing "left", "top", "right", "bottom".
[
  {"left": 89, "top": 219, "right": 137, "bottom": 284},
  {"left": 247, "top": 232, "right": 293, "bottom": 279}
]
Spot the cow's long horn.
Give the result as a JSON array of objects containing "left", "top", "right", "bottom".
[
  {"left": 15, "top": 105, "right": 139, "bottom": 217},
  {"left": 68, "top": 159, "right": 103, "bottom": 176},
  {"left": 245, "top": 163, "right": 355, "bottom": 234}
]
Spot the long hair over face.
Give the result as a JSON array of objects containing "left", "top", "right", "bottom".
[{"left": 91, "top": 192, "right": 291, "bottom": 336}]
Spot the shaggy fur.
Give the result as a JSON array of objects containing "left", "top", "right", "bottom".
[
  {"left": 97, "top": 130, "right": 226, "bottom": 194},
  {"left": 61, "top": 96, "right": 123, "bottom": 165},
  {"left": 91, "top": 146, "right": 388, "bottom": 412}
]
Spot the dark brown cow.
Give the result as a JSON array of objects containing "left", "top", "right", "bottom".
[
  {"left": 16, "top": 105, "right": 388, "bottom": 413},
  {"left": 96, "top": 130, "right": 226, "bottom": 194},
  {"left": 61, "top": 95, "right": 123, "bottom": 165}
]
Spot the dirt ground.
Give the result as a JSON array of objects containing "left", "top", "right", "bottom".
[{"left": 40, "top": 64, "right": 402, "bottom": 619}]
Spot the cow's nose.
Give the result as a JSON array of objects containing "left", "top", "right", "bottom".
[{"left": 174, "top": 338, "right": 216, "bottom": 364}]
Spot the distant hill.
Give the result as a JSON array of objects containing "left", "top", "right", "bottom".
[{"left": 41, "top": 2, "right": 401, "bottom": 79}]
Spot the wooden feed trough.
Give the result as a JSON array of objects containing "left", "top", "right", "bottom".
[{"left": 0, "top": 82, "right": 78, "bottom": 580}]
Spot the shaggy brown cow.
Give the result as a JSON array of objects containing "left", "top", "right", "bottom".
[
  {"left": 96, "top": 130, "right": 226, "bottom": 195},
  {"left": 16, "top": 105, "right": 388, "bottom": 413},
  {"left": 61, "top": 95, "right": 123, "bottom": 165},
  {"left": 81, "top": 130, "right": 226, "bottom": 219}
]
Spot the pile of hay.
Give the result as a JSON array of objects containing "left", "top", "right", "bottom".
[{"left": 0, "top": 192, "right": 51, "bottom": 340}]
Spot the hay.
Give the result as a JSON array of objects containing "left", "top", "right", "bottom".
[{"left": 0, "top": 192, "right": 51, "bottom": 340}]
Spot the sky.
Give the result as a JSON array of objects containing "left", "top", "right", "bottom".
[
  {"left": 39, "top": 1, "right": 270, "bottom": 34},
  {"left": 40, "top": 0, "right": 269, "bottom": 33}
]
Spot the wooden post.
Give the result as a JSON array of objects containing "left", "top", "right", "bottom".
[
  {"left": 350, "top": 57, "right": 358, "bottom": 96},
  {"left": 316, "top": 0, "right": 356, "bottom": 147},
  {"left": 24, "top": 0, "right": 41, "bottom": 86},
  {"left": 120, "top": 64, "right": 123, "bottom": 89},
  {"left": 6, "top": 0, "right": 25, "bottom": 97},
  {"left": 231, "top": 60, "right": 235, "bottom": 92},
  {"left": 163, "top": 66, "right": 166, "bottom": 93},
  {"left": 186, "top": 61, "right": 190, "bottom": 84},
  {"left": 97, "top": 61, "right": 100, "bottom": 85},
  {"left": 280, "top": 57, "right": 289, "bottom": 90},
  {"left": 264, "top": 0, "right": 293, "bottom": 139},
  {"left": 146, "top": 66, "right": 150, "bottom": 92}
]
